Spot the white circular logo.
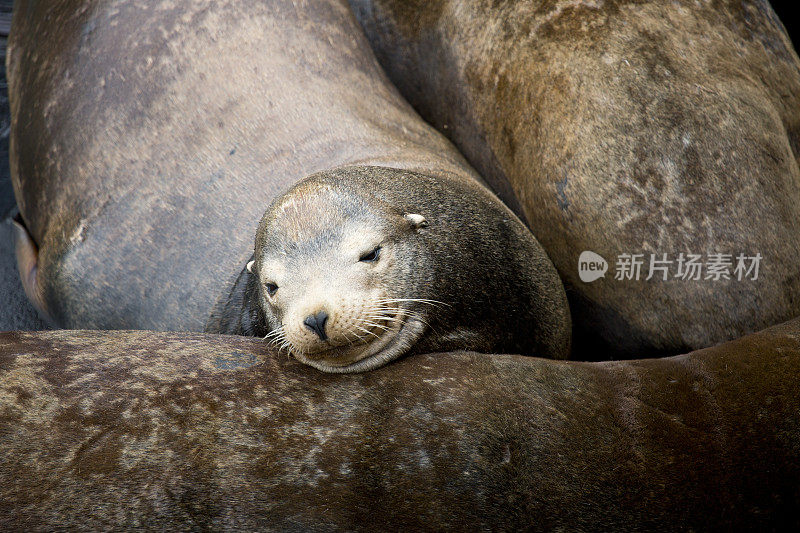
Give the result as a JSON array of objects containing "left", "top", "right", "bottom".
[{"left": 578, "top": 251, "right": 608, "bottom": 283}]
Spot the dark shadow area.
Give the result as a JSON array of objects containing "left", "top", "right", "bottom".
[
  {"left": 771, "top": 0, "right": 798, "bottom": 48},
  {"left": 1, "top": 0, "right": 13, "bottom": 218}
]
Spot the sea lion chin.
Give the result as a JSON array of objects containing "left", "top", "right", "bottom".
[{"left": 292, "top": 313, "right": 427, "bottom": 373}]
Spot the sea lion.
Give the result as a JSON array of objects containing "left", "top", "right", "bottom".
[
  {"left": 349, "top": 0, "right": 800, "bottom": 358},
  {"left": 2, "top": 321, "right": 799, "bottom": 529},
  {"left": 7, "top": 0, "right": 570, "bottom": 365},
  {"left": 232, "top": 165, "right": 569, "bottom": 372}
]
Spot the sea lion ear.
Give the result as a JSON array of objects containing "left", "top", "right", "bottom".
[
  {"left": 404, "top": 213, "right": 428, "bottom": 229},
  {"left": 246, "top": 260, "right": 255, "bottom": 274}
]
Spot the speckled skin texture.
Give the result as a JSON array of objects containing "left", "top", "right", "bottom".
[
  {"left": 350, "top": 0, "right": 800, "bottom": 358},
  {"left": 1, "top": 320, "right": 799, "bottom": 530},
  {"left": 7, "top": 0, "right": 495, "bottom": 331}
]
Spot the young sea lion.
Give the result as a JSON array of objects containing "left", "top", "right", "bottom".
[
  {"left": 7, "top": 0, "right": 570, "bottom": 368},
  {"left": 350, "top": 0, "right": 800, "bottom": 358},
  {"left": 224, "top": 166, "right": 569, "bottom": 372}
]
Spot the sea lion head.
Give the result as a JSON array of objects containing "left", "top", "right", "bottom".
[
  {"left": 249, "top": 171, "right": 434, "bottom": 373},
  {"left": 247, "top": 166, "right": 571, "bottom": 373}
]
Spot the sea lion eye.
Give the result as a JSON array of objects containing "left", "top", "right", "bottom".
[
  {"left": 359, "top": 246, "right": 381, "bottom": 263},
  {"left": 264, "top": 283, "right": 278, "bottom": 296}
]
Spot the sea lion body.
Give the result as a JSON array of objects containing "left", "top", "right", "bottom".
[
  {"left": 350, "top": 0, "right": 800, "bottom": 357},
  {"left": 8, "top": 0, "right": 570, "bottom": 364},
  {"left": 1, "top": 321, "right": 799, "bottom": 529}
]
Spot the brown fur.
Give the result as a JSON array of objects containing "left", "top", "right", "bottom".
[
  {"left": 350, "top": 0, "right": 800, "bottom": 358},
  {"left": 2, "top": 321, "right": 800, "bottom": 530}
]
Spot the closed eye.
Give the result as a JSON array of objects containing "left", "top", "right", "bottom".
[{"left": 359, "top": 246, "right": 381, "bottom": 263}]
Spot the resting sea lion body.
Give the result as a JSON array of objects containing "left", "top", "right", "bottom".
[
  {"left": 7, "top": 0, "right": 570, "bottom": 365},
  {"left": 350, "top": 0, "right": 800, "bottom": 357},
  {"left": 1, "top": 321, "right": 799, "bottom": 529}
]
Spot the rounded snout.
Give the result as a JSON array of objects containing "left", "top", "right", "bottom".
[{"left": 279, "top": 287, "right": 398, "bottom": 361}]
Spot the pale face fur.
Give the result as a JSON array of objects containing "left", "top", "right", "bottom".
[{"left": 252, "top": 180, "right": 429, "bottom": 372}]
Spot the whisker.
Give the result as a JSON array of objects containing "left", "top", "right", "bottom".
[
  {"left": 345, "top": 327, "right": 368, "bottom": 344},
  {"left": 278, "top": 339, "right": 294, "bottom": 358},
  {"left": 376, "top": 298, "right": 451, "bottom": 308},
  {"left": 263, "top": 328, "right": 283, "bottom": 340},
  {"left": 401, "top": 310, "right": 432, "bottom": 329},
  {"left": 354, "top": 324, "right": 381, "bottom": 340},
  {"left": 364, "top": 313, "right": 404, "bottom": 323},
  {"left": 362, "top": 320, "right": 391, "bottom": 332},
  {"left": 369, "top": 308, "right": 432, "bottom": 330},
  {"left": 263, "top": 328, "right": 287, "bottom": 348}
]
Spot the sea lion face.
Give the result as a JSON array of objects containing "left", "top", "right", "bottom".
[{"left": 251, "top": 179, "right": 430, "bottom": 372}]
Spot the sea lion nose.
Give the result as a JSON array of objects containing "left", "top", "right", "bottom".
[{"left": 303, "top": 310, "right": 329, "bottom": 341}]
